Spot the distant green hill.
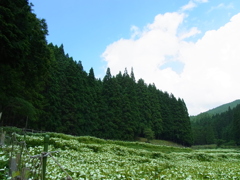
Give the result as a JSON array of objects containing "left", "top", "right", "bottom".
[
  {"left": 190, "top": 99, "right": 240, "bottom": 121},
  {"left": 190, "top": 100, "right": 240, "bottom": 145},
  {"left": 206, "top": 99, "right": 240, "bottom": 115}
]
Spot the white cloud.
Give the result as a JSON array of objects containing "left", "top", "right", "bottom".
[
  {"left": 180, "top": 0, "right": 208, "bottom": 12},
  {"left": 130, "top": 25, "right": 141, "bottom": 39},
  {"left": 179, "top": 27, "right": 201, "bottom": 40},
  {"left": 181, "top": 1, "right": 197, "bottom": 11},
  {"left": 102, "top": 12, "right": 240, "bottom": 115},
  {"left": 194, "top": 0, "right": 208, "bottom": 3},
  {"left": 208, "top": 3, "right": 234, "bottom": 13}
]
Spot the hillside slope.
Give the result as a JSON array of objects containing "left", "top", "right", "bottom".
[
  {"left": 191, "top": 99, "right": 240, "bottom": 121},
  {"left": 191, "top": 102, "right": 240, "bottom": 145},
  {"left": 206, "top": 99, "right": 240, "bottom": 115}
]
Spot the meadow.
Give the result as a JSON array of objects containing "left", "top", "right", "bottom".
[{"left": 0, "top": 130, "right": 240, "bottom": 179}]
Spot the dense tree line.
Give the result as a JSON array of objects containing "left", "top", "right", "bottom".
[
  {"left": 191, "top": 105, "right": 240, "bottom": 146},
  {"left": 0, "top": 0, "right": 193, "bottom": 146}
]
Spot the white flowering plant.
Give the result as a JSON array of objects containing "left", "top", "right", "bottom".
[{"left": 1, "top": 131, "right": 240, "bottom": 179}]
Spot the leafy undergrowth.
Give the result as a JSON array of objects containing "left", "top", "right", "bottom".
[
  {"left": 1, "top": 130, "right": 240, "bottom": 179},
  {"left": 191, "top": 144, "right": 218, "bottom": 149},
  {"left": 149, "top": 139, "right": 184, "bottom": 147},
  {"left": 137, "top": 137, "right": 184, "bottom": 147}
]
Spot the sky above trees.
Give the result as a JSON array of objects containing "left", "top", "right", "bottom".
[{"left": 29, "top": 0, "right": 240, "bottom": 115}]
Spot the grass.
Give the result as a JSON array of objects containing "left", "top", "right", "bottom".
[{"left": 191, "top": 144, "right": 217, "bottom": 149}]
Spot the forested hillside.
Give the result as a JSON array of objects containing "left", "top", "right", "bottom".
[
  {"left": 195, "top": 99, "right": 240, "bottom": 116},
  {"left": 191, "top": 104, "right": 240, "bottom": 146},
  {"left": 0, "top": 0, "right": 193, "bottom": 146}
]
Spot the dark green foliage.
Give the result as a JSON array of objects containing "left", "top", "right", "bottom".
[
  {"left": 144, "top": 128, "right": 155, "bottom": 142},
  {"left": 233, "top": 105, "right": 240, "bottom": 145},
  {"left": 191, "top": 104, "right": 240, "bottom": 146},
  {"left": 0, "top": 0, "right": 193, "bottom": 146},
  {"left": 0, "top": 0, "right": 51, "bottom": 128},
  {"left": 204, "top": 99, "right": 240, "bottom": 115}
]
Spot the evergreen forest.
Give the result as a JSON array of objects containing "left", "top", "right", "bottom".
[
  {"left": 0, "top": 0, "right": 194, "bottom": 146},
  {"left": 191, "top": 104, "right": 240, "bottom": 146}
]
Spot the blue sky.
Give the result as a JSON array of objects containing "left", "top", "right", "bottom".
[
  {"left": 30, "top": 0, "right": 240, "bottom": 115},
  {"left": 30, "top": 0, "right": 187, "bottom": 74}
]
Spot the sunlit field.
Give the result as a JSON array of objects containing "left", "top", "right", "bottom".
[{"left": 1, "top": 131, "right": 240, "bottom": 179}]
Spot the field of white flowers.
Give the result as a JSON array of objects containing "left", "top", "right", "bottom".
[{"left": 1, "top": 131, "right": 240, "bottom": 179}]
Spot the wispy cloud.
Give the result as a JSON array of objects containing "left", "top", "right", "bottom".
[
  {"left": 180, "top": 0, "right": 208, "bottom": 12},
  {"left": 179, "top": 27, "right": 201, "bottom": 40},
  {"left": 130, "top": 26, "right": 141, "bottom": 39},
  {"left": 208, "top": 3, "right": 234, "bottom": 13},
  {"left": 194, "top": 0, "right": 208, "bottom": 3},
  {"left": 181, "top": 1, "right": 197, "bottom": 11}
]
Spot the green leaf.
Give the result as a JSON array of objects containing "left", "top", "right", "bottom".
[{"left": 12, "top": 171, "right": 20, "bottom": 178}]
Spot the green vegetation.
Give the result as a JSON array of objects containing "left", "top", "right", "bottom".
[
  {"left": 191, "top": 104, "right": 240, "bottom": 146},
  {"left": 0, "top": 0, "right": 192, "bottom": 146},
  {"left": 1, "top": 130, "right": 240, "bottom": 179},
  {"left": 1, "top": 0, "right": 240, "bottom": 179},
  {"left": 205, "top": 99, "right": 240, "bottom": 115}
]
